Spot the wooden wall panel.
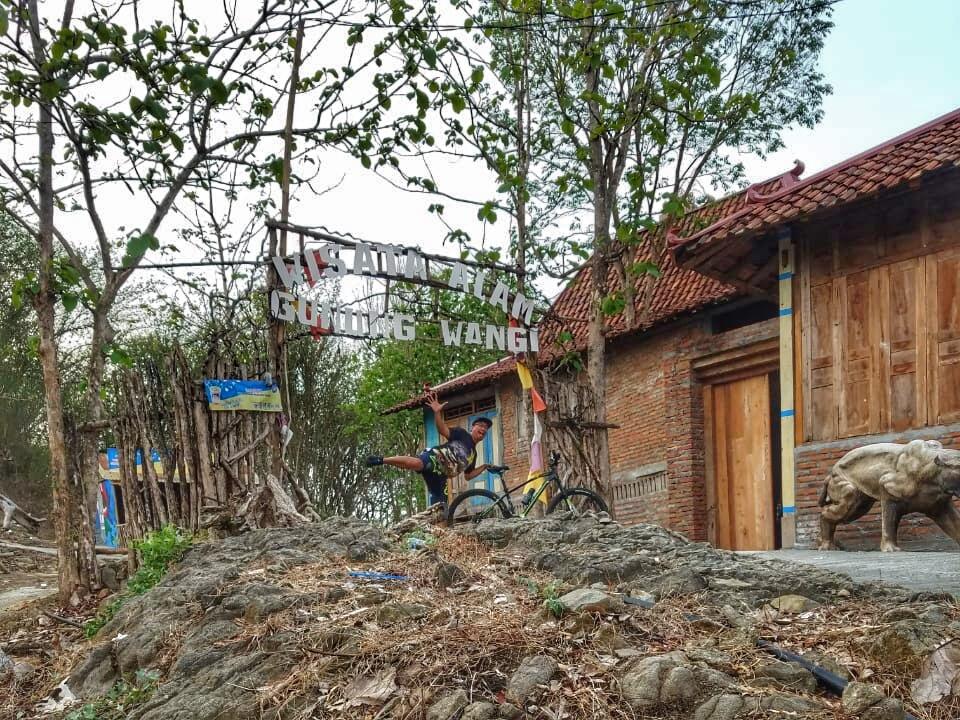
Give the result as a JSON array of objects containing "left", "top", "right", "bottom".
[
  {"left": 928, "top": 249, "right": 960, "bottom": 424},
  {"left": 839, "top": 271, "right": 873, "bottom": 437},
  {"left": 799, "top": 180, "right": 960, "bottom": 442},
  {"left": 885, "top": 259, "right": 923, "bottom": 430},
  {"left": 808, "top": 282, "right": 837, "bottom": 440}
]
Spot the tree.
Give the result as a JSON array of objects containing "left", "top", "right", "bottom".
[
  {"left": 0, "top": 213, "right": 48, "bottom": 513},
  {"left": 0, "top": 0, "right": 454, "bottom": 600},
  {"left": 428, "top": 0, "right": 832, "bottom": 493}
]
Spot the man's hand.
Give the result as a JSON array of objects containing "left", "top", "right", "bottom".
[{"left": 423, "top": 389, "right": 447, "bottom": 414}]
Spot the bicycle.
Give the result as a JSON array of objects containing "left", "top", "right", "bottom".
[{"left": 446, "top": 451, "right": 608, "bottom": 526}]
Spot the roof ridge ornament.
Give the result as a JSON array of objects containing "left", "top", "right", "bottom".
[{"left": 745, "top": 159, "right": 805, "bottom": 204}]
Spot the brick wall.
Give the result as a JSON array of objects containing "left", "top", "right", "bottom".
[
  {"left": 495, "top": 378, "right": 529, "bottom": 492},
  {"left": 795, "top": 424, "right": 960, "bottom": 549}
]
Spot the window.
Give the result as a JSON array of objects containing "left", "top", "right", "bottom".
[{"left": 710, "top": 301, "right": 778, "bottom": 334}]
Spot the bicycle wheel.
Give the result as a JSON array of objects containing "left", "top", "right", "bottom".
[
  {"left": 446, "top": 489, "right": 513, "bottom": 527},
  {"left": 545, "top": 487, "right": 608, "bottom": 517}
]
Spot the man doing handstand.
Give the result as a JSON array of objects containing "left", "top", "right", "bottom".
[{"left": 367, "top": 390, "right": 492, "bottom": 506}]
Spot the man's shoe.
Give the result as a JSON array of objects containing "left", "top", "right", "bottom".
[{"left": 366, "top": 455, "right": 384, "bottom": 467}]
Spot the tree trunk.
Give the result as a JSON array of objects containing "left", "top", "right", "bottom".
[
  {"left": 587, "top": 246, "right": 612, "bottom": 499},
  {"left": 28, "top": 0, "right": 97, "bottom": 602}
]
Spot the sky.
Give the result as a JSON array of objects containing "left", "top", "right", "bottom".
[
  {"left": 8, "top": 0, "right": 960, "bottom": 314},
  {"left": 284, "top": 0, "right": 960, "bottom": 303},
  {"left": 736, "top": 0, "right": 960, "bottom": 182}
]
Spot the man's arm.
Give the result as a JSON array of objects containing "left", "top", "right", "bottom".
[
  {"left": 424, "top": 390, "right": 451, "bottom": 440},
  {"left": 464, "top": 464, "right": 489, "bottom": 481}
]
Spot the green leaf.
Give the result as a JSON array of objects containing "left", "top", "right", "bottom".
[
  {"left": 93, "top": 63, "right": 109, "bottom": 80},
  {"left": 40, "top": 80, "right": 61, "bottom": 101},
  {"left": 631, "top": 260, "right": 662, "bottom": 279},
  {"left": 560, "top": 118, "right": 574, "bottom": 136},
  {"left": 0, "top": 8, "right": 9, "bottom": 36},
  {"left": 209, "top": 79, "right": 229, "bottom": 105},
  {"left": 109, "top": 346, "right": 133, "bottom": 368},
  {"left": 450, "top": 93, "right": 465, "bottom": 113},
  {"left": 422, "top": 46, "right": 437, "bottom": 69},
  {"left": 124, "top": 233, "right": 157, "bottom": 264},
  {"left": 470, "top": 66, "right": 484, "bottom": 85},
  {"left": 61, "top": 293, "right": 79, "bottom": 313}
]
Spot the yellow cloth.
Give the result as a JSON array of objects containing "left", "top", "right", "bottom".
[{"left": 516, "top": 361, "right": 533, "bottom": 390}]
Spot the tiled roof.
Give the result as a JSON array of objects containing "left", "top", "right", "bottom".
[
  {"left": 535, "top": 178, "right": 786, "bottom": 350},
  {"left": 383, "top": 356, "right": 518, "bottom": 413},
  {"left": 672, "top": 106, "right": 960, "bottom": 260}
]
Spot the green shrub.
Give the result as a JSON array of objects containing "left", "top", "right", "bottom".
[
  {"left": 83, "top": 526, "right": 192, "bottom": 638},
  {"left": 127, "top": 525, "right": 192, "bottom": 596},
  {"left": 67, "top": 669, "right": 161, "bottom": 720}
]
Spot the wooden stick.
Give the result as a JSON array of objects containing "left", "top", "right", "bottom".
[{"left": 42, "top": 610, "right": 84, "bottom": 629}]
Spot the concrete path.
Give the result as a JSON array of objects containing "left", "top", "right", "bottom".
[{"left": 748, "top": 549, "right": 960, "bottom": 597}]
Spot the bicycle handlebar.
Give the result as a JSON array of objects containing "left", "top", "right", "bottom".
[{"left": 486, "top": 464, "right": 509, "bottom": 473}]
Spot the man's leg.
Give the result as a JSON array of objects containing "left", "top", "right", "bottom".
[
  {"left": 366, "top": 455, "right": 424, "bottom": 471},
  {"left": 424, "top": 475, "right": 448, "bottom": 507}
]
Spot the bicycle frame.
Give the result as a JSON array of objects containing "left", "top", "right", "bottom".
[{"left": 482, "top": 465, "right": 565, "bottom": 518}]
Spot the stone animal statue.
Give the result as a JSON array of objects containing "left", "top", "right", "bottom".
[{"left": 818, "top": 439, "right": 960, "bottom": 552}]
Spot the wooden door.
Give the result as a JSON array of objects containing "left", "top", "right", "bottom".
[{"left": 705, "top": 374, "right": 776, "bottom": 551}]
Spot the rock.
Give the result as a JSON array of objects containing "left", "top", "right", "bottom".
[
  {"left": 506, "top": 655, "right": 558, "bottom": 702},
  {"left": 558, "top": 588, "right": 620, "bottom": 613},
  {"left": 711, "top": 578, "right": 753, "bottom": 590},
  {"left": 693, "top": 694, "right": 749, "bottom": 720},
  {"left": 427, "top": 690, "right": 468, "bottom": 720},
  {"left": 375, "top": 603, "right": 430, "bottom": 626},
  {"left": 436, "top": 561, "right": 466, "bottom": 589},
  {"left": 863, "top": 700, "right": 906, "bottom": 720},
  {"left": 651, "top": 567, "right": 707, "bottom": 598},
  {"left": 100, "top": 564, "right": 120, "bottom": 592},
  {"left": 685, "top": 647, "right": 735, "bottom": 674},
  {"left": 323, "top": 586, "right": 349, "bottom": 603},
  {"left": 660, "top": 665, "right": 698, "bottom": 704},
  {"left": 867, "top": 619, "right": 941, "bottom": 665},
  {"left": 880, "top": 607, "right": 918, "bottom": 623},
  {"left": 593, "top": 623, "right": 629, "bottom": 651},
  {"left": 496, "top": 702, "right": 522, "bottom": 719},
  {"left": 761, "top": 694, "right": 822, "bottom": 714},
  {"left": 0, "top": 649, "right": 12, "bottom": 675},
  {"left": 843, "top": 682, "right": 905, "bottom": 720},
  {"left": 66, "top": 518, "right": 392, "bottom": 717},
  {"left": 461, "top": 701, "right": 497, "bottom": 720},
  {"left": 620, "top": 652, "right": 703, "bottom": 710},
  {"left": 719, "top": 605, "right": 751, "bottom": 629},
  {"left": 769, "top": 594, "right": 820, "bottom": 614},
  {"left": 843, "top": 682, "right": 887, "bottom": 713},
  {"left": 357, "top": 588, "right": 390, "bottom": 606},
  {"left": 752, "top": 660, "right": 817, "bottom": 693},
  {"left": 801, "top": 650, "right": 851, "bottom": 681},
  {"left": 12, "top": 661, "right": 36, "bottom": 683},
  {"left": 692, "top": 666, "right": 738, "bottom": 691}
]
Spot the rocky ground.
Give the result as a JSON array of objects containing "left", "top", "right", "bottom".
[{"left": 2, "top": 514, "right": 959, "bottom": 719}]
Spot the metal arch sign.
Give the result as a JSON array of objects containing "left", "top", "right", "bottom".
[{"left": 268, "top": 240, "right": 540, "bottom": 353}]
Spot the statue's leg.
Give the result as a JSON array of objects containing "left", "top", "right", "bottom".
[
  {"left": 930, "top": 501, "right": 960, "bottom": 547},
  {"left": 879, "top": 495, "right": 905, "bottom": 552},
  {"left": 818, "top": 475, "right": 866, "bottom": 550}
]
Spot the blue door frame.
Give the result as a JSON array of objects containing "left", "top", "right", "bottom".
[{"left": 468, "top": 411, "right": 498, "bottom": 491}]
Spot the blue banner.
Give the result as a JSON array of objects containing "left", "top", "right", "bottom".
[{"left": 204, "top": 379, "right": 282, "bottom": 412}]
